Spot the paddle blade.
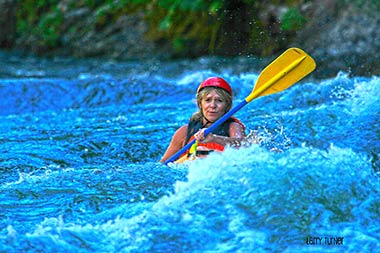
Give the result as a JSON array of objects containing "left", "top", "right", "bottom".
[{"left": 246, "top": 48, "right": 316, "bottom": 102}]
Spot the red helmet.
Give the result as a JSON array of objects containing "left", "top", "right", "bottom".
[{"left": 197, "top": 77, "right": 232, "bottom": 96}]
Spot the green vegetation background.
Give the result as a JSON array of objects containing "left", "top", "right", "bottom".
[{"left": 15, "top": 0, "right": 378, "bottom": 58}]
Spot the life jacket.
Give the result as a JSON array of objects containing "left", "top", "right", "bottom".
[{"left": 183, "top": 116, "right": 245, "bottom": 156}]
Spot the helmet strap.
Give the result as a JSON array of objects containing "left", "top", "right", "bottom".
[{"left": 202, "top": 115, "right": 214, "bottom": 127}]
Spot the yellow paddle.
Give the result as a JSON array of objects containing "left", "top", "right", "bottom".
[{"left": 164, "top": 47, "right": 316, "bottom": 165}]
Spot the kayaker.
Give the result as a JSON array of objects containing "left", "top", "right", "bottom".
[{"left": 160, "top": 77, "right": 246, "bottom": 162}]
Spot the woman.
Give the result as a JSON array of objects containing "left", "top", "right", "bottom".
[{"left": 160, "top": 77, "right": 246, "bottom": 163}]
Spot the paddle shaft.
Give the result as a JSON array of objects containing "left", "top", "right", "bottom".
[{"left": 163, "top": 100, "right": 247, "bottom": 165}]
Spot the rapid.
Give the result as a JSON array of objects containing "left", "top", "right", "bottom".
[{"left": 0, "top": 50, "right": 379, "bottom": 252}]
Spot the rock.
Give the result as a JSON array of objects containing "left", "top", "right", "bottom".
[
  {"left": 58, "top": 8, "right": 171, "bottom": 60},
  {"left": 292, "top": 0, "right": 380, "bottom": 77},
  {"left": 65, "top": 12, "right": 164, "bottom": 60}
]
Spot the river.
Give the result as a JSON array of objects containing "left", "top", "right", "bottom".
[{"left": 0, "top": 50, "right": 379, "bottom": 252}]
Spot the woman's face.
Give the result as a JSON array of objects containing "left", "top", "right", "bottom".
[{"left": 200, "top": 89, "right": 227, "bottom": 123}]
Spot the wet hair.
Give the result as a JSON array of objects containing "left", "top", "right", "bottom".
[{"left": 190, "top": 87, "right": 232, "bottom": 121}]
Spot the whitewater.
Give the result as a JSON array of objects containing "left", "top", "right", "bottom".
[{"left": 0, "top": 51, "right": 379, "bottom": 252}]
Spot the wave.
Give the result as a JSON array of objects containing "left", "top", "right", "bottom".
[{"left": 3, "top": 144, "right": 379, "bottom": 252}]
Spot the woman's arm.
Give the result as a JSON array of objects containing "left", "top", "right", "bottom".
[{"left": 159, "top": 125, "right": 188, "bottom": 162}]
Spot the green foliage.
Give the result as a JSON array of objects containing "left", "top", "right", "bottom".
[
  {"left": 15, "top": 0, "right": 310, "bottom": 56},
  {"left": 280, "top": 8, "right": 306, "bottom": 32},
  {"left": 82, "top": 0, "right": 107, "bottom": 9},
  {"left": 92, "top": 0, "right": 145, "bottom": 27},
  {"left": 145, "top": 0, "right": 227, "bottom": 56},
  {"left": 16, "top": 0, "right": 63, "bottom": 48},
  {"left": 155, "top": 0, "right": 220, "bottom": 32},
  {"left": 144, "top": 0, "right": 309, "bottom": 56},
  {"left": 37, "top": 8, "right": 64, "bottom": 47}
]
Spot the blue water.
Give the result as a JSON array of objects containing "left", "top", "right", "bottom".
[{"left": 0, "top": 51, "right": 379, "bottom": 252}]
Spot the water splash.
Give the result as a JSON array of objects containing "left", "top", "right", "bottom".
[{"left": 1, "top": 52, "right": 379, "bottom": 252}]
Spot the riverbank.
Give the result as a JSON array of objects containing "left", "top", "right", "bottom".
[{"left": 1, "top": 0, "right": 380, "bottom": 78}]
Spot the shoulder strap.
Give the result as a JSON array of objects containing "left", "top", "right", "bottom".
[
  {"left": 185, "top": 119, "right": 203, "bottom": 144},
  {"left": 185, "top": 116, "right": 246, "bottom": 145},
  {"left": 230, "top": 116, "right": 246, "bottom": 131}
]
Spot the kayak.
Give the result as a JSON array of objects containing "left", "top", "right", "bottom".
[
  {"left": 173, "top": 132, "right": 259, "bottom": 164},
  {"left": 174, "top": 155, "right": 195, "bottom": 164}
]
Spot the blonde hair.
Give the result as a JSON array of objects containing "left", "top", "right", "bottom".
[{"left": 190, "top": 87, "right": 232, "bottom": 121}]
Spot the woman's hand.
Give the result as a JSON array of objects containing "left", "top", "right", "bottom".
[
  {"left": 194, "top": 128, "right": 241, "bottom": 147},
  {"left": 194, "top": 128, "right": 207, "bottom": 142},
  {"left": 194, "top": 128, "right": 216, "bottom": 143}
]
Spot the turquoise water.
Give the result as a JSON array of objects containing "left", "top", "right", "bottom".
[{"left": 0, "top": 52, "right": 379, "bottom": 252}]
